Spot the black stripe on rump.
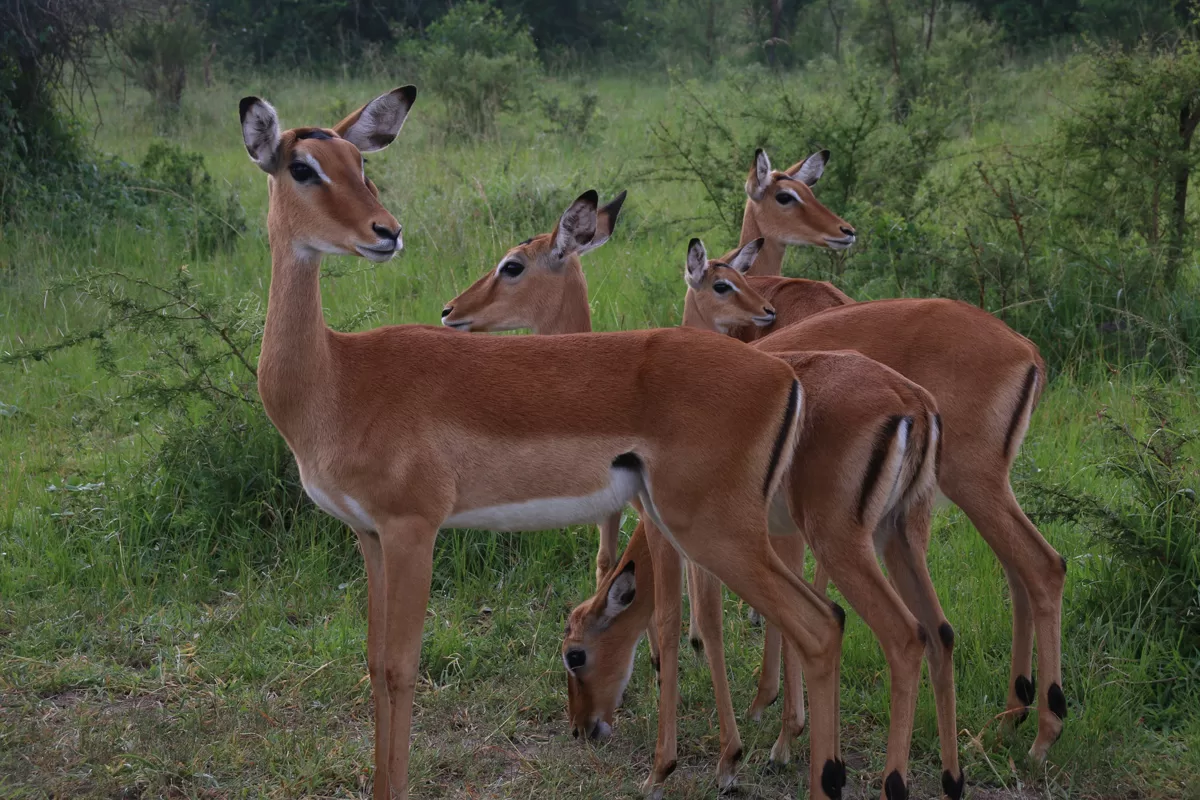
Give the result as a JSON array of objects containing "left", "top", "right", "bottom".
[
  {"left": 858, "top": 415, "right": 906, "bottom": 524},
  {"left": 1003, "top": 365, "right": 1039, "bottom": 458},
  {"left": 763, "top": 379, "right": 801, "bottom": 497}
]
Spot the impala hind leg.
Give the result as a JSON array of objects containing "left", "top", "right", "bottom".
[
  {"left": 668, "top": 526, "right": 845, "bottom": 800},
  {"left": 879, "top": 507, "right": 963, "bottom": 800},
  {"left": 809, "top": 530, "right": 926, "bottom": 800},
  {"left": 596, "top": 510, "right": 623, "bottom": 587},
  {"left": 687, "top": 562, "right": 744, "bottom": 791},
  {"left": 378, "top": 515, "right": 438, "bottom": 800},
  {"left": 945, "top": 475, "right": 1066, "bottom": 761},
  {"left": 357, "top": 529, "right": 392, "bottom": 800}
]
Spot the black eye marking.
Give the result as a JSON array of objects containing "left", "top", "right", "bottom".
[
  {"left": 566, "top": 649, "right": 586, "bottom": 670},
  {"left": 713, "top": 281, "right": 733, "bottom": 295},
  {"left": 775, "top": 191, "right": 796, "bottom": 205},
  {"left": 498, "top": 261, "right": 525, "bottom": 278},
  {"left": 289, "top": 162, "right": 316, "bottom": 182}
]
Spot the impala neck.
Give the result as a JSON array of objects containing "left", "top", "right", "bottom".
[
  {"left": 681, "top": 292, "right": 725, "bottom": 335},
  {"left": 740, "top": 202, "right": 786, "bottom": 277},
  {"left": 258, "top": 236, "right": 334, "bottom": 440},
  {"left": 533, "top": 266, "right": 593, "bottom": 335}
]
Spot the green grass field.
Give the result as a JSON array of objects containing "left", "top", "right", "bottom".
[{"left": 2, "top": 70, "right": 1199, "bottom": 799}]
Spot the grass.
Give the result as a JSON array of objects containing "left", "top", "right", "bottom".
[{"left": 2, "top": 66, "right": 1200, "bottom": 799}]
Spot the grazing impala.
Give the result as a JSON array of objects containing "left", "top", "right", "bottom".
[
  {"left": 687, "top": 221, "right": 1067, "bottom": 761},
  {"left": 447, "top": 234, "right": 962, "bottom": 799},
  {"left": 240, "top": 90, "right": 847, "bottom": 800}
]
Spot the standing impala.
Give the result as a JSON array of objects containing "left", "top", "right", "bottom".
[
  {"left": 446, "top": 236, "right": 963, "bottom": 800},
  {"left": 442, "top": 190, "right": 628, "bottom": 586},
  {"left": 738, "top": 147, "right": 858, "bottom": 275},
  {"left": 688, "top": 205, "right": 1068, "bottom": 761},
  {"left": 240, "top": 89, "right": 848, "bottom": 800}
]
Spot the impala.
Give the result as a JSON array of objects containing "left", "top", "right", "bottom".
[
  {"left": 446, "top": 235, "right": 963, "bottom": 799},
  {"left": 689, "top": 212, "right": 1067, "bottom": 760},
  {"left": 442, "top": 190, "right": 628, "bottom": 586},
  {"left": 239, "top": 90, "right": 846, "bottom": 800},
  {"left": 738, "top": 147, "right": 857, "bottom": 276}
]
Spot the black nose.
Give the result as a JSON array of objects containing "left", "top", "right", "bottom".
[
  {"left": 840, "top": 226, "right": 856, "bottom": 237},
  {"left": 373, "top": 222, "right": 400, "bottom": 241},
  {"left": 441, "top": 307, "right": 453, "bottom": 318},
  {"left": 763, "top": 308, "right": 775, "bottom": 318}
]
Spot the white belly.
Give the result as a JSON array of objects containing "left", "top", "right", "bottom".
[
  {"left": 442, "top": 467, "right": 642, "bottom": 532},
  {"left": 303, "top": 481, "right": 377, "bottom": 532}
]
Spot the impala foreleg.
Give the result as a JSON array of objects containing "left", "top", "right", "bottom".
[
  {"left": 357, "top": 529, "right": 392, "bottom": 800},
  {"left": 763, "top": 533, "right": 807, "bottom": 765},
  {"left": 378, "top": 515, "right": 438, "bottom": 800},
  {"left": 596, "top": 510, "right": 623, "bottom": 587},
  {"left": 686, "top": 562, "right": 744, "bottom": 791},
  {"left": 643, "top": 521, "right": 683, "bottom": 800}
]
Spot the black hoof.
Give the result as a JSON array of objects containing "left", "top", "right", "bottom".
[
  {"left": 942, "top": 769, "right": 965, "bottom": 800},
  {"left": 820, "top": 758, "right": 847, "bottom": 800},
  {"left": 1048, "top": 682, "right": 1067, "bottom": 720},
  {"left": 1015, "top": 674, "right": 1036, "bottom": 706},
  {"left": 884, "top": 769, "right": 907, "bottom": 800},
  {"left": 690, "top": 636, "right": 704, "bottom": 653}
]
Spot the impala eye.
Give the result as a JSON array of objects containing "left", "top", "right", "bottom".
[
  {"left": 565, "top": 649, "right": 586, "bottom": 670},
  {"left": 289, "top": 162, "right": 316, "bottom": 182},
  {"left": 775, "top": 191, "right": 796, "bottom": 205},
  {"left": 498, "top": 261, "right": 525, "bottom": 278},
  {"left": 713, "top": 281, "right": 734, "bottom": 295}
]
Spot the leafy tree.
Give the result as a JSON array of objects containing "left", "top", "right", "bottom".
[{"left": 1058, "top": 35, "right": 1200, "bottom": 288}]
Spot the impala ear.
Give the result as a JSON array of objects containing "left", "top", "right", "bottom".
[
  {"left": 789, "top": 149, "right": 829, "bottom": 186},
  {"left": 746, "top": 148, "right": 772, "bottom": 201},
  {"left": 579, "top": 190, "right": 627, "bottom": 255},
  {"left": 601, "top": 561, "right": 637, "bottom": 623},
  {"left": 727, "top": 238, "right": 764, "bottom": 274},
  {"left": 333, "top": 85, "right": 417, "bottom": 152},
  {"left": 685, "top": 238, "right": 710, "bottom": 289},
  {"left": 552, "top": 190, "right": 599, "bottom": 261},
  {"left": 240, "top": 96, "right": 281, "bottom": 172}
]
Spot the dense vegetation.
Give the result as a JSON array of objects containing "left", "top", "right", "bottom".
[{"left": 2, "top": 1, "right": 1198, "bottom": 797}]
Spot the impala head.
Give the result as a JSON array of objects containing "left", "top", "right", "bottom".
[
  {"left": 683, "top": 238, "right": 777, "bottom": 333},
  {"left": 563, "top": 560, "right": 645, "bottom": 741},
  {"left": 441, "top": 190, "right": 626, "bottom": 333},
  {"left": 239, "top": 86, "right": 416, "bottom": 261},
  {"left": 745, "top": 148, "right": 856, "bottom": 250}
]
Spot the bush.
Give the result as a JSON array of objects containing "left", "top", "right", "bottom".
[
  {"left": 415, "top": 3, "right": 540, "bottom": 138},
  {"left": 137, "top": 141, "right": 246, "bottom": 255},
  {"left": 539, "top": 84, "right": 601, "bottom": 137},
  {"left": 1023, "top": 389, "right": 1200, "bottom": 668}
]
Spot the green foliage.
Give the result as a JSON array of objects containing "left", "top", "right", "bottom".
[
  {"left": 539, "top": 84, "right": 601, "bottom": 137},
  {"left": 415, "top": 3, "right": 541, "bottom": 138},
  {"left": 118, "top": 4, "right": 207, "bottom": 113},
  {"left": 0, "top": 0, "right": 119, "bottom": 215},
  {"left": 1024, "top": 390, "right": 1200, "bottom": 672},
  {"left": 1056, "top": 35, "right": 1200, "bottom": 289},
  {"left": 137, "top": 141, "right": 247, "bottom": 256}
]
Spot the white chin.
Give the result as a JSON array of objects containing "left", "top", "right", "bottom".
[{"left": 356, "top": 246, "right": 397, "bottom": 262}]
